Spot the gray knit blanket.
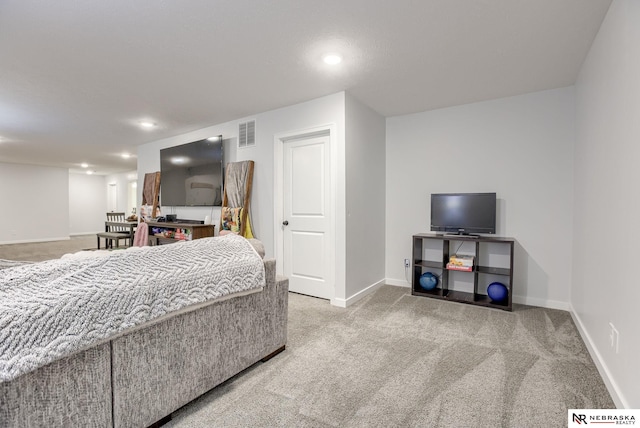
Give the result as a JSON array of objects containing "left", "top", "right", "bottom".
[{"left": 0, "top": 234, "right": 265, "bottom": 382}]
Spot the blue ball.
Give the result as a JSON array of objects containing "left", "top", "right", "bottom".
[
  {"left": 487, "top": 282, "right": 508, "bottom": 302},
  {"left": 419, "top": 272, "right": 439, "bottom": 291}
]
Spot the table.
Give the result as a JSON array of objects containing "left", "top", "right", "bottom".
[{"left": 146, "top": 221, "right": 214, "bottom": 245}]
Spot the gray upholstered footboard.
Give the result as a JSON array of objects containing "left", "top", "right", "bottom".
[
  {"left": 112, "top": 259, "right": 288, "bottom": 428},
  {"left": 0, "top": 343, "right": 113, "bottom": 427},
  {"left": 0, "top": 258, "right": 288, "bottom": 428}
]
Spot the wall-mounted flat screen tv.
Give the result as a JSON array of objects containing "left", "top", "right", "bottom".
[
  {"left": 430, "top": 192, "right": 496, "bottom": 235},
  {"left": 160, "top": 136, "right": 223, "bottom": 207}
]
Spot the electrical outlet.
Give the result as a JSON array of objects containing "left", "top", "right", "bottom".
[
  {"left": 609, "top": 323, "right": 619, "bottom": 353},
  {"left": 404, "top": 258, "right": 410, "bottom": 268}
]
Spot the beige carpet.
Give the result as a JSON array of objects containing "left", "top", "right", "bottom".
[
  {"left": 0, "top": 234, "right": 101, "bottom": 262},
  {"left": 167, "top": 286, "right": 614, "bottom": 427},
  {"left": 0, "top": 238, "right": 614, "bottom": 426}
]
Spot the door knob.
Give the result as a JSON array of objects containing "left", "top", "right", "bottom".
[{"left": 282, "top": 220, "right": 289, "bottom": 226}]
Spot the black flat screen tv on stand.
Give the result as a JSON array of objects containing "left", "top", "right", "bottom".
[{"left": 430, "top": 192, "right": 496, "bottom": 236}]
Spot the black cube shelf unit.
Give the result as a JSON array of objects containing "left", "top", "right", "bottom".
[{"left": 412, "top": 233, "right": 515, "bottom": 311}]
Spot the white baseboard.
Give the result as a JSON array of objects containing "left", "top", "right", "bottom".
[
  {"left": 569, "top": 304, "right": 627, "bottom": 409},
  {"left": 70, "top": 231, "right": 101, "bottom": 236},
  {"left": 331, "top": 279, "right": 385, "bottom": 308},
  {"left": 384, "top": 278, "right": 410, "bottom": 287},
  {"left": 512, "top": 295, "right": 569, "bottom": 311},
  {"left": 0, "top": 236, "right": 70, "bottom": 245}
]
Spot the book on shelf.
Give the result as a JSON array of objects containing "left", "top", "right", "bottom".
[
  {"left": 448, "top": 254, "right": 475, "bottom": 267},
  {"left": 446, "top": 263, "right": 473, "bottom": 272}
]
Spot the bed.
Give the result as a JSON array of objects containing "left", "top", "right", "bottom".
[{"left": 0, "top": 235, "right": 288, "bottom": 427}]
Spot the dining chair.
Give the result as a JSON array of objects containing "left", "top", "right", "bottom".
[{"left": 96, "top": 212, "right": 134, "bottom": 249}]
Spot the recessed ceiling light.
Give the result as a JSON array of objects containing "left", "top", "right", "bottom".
[
  {"left": 86, "top": 170, "right": 94, "bottom": 175},
  {"left": 139, "top": 121, "right": 157, "bottom": 129},
  {"left": 81, "top": 163, "right": 89, "bottom": 168},
  {"left": 207, "top": 136, "right": 220, "bottom": 141},
  {"left": 323, "top": 54, "right": 342, "bottom": 65},
  {"left": 121, "top": 152, "right": 131, "bottom": 159}
]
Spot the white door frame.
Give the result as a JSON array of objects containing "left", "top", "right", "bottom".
[{"left": 274, "top": 124, "right": 337, "bottom": 300}]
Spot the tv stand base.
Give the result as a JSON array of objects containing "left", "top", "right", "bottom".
[{"left": 412, "top": 233, "right": 515, "bottom": 311}]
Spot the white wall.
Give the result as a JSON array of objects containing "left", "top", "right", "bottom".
[
  {"left": 385, "top": 87, "right": 575, "bottom": 309},
  {"left": 0, "top": 163, "right": 135, "bottom": 241},
  {"left": 104, "top": 170, "right": 137, "bottom": 214},
  {"left": 573, "top": 0, "right": 639, "bottom": 408},
  {"left": 138, "top": 93, "right": 346, "bottom": 265},
  {"left": 0, "top": 162, "right": 70, "bottom": 244},
  {"left": 344, "top": 93, "right": 386, "bottom": 303},
  {"left": 69, "top": 172, "right": 107, "bottom": 235}
]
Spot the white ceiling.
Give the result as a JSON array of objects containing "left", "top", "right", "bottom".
[{"left": 0, "top": 0, "right": 612, "bottom": 175}]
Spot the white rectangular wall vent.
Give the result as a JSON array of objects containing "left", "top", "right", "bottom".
[{"left": 238, "top": 120, "right": 256, "bottom": 148}]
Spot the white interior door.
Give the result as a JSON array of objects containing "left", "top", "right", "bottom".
[
  {"left": 107, "top": 183, "right": 117, "bottom": 212},
  {"left": 127, "top": 181, "right": 137, "bottom": 215},
  {"left": 282, "top": 134, "right": 332, "bottom": 299}
]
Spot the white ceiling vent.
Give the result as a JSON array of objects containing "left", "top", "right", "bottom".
[{"left": 238, "top": 120, "right": 255, "bottom": 148}]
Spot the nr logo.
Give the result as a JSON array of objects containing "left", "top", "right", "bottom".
[{"left": 573, "top": 413, "right": 588, "bottom": 424}]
